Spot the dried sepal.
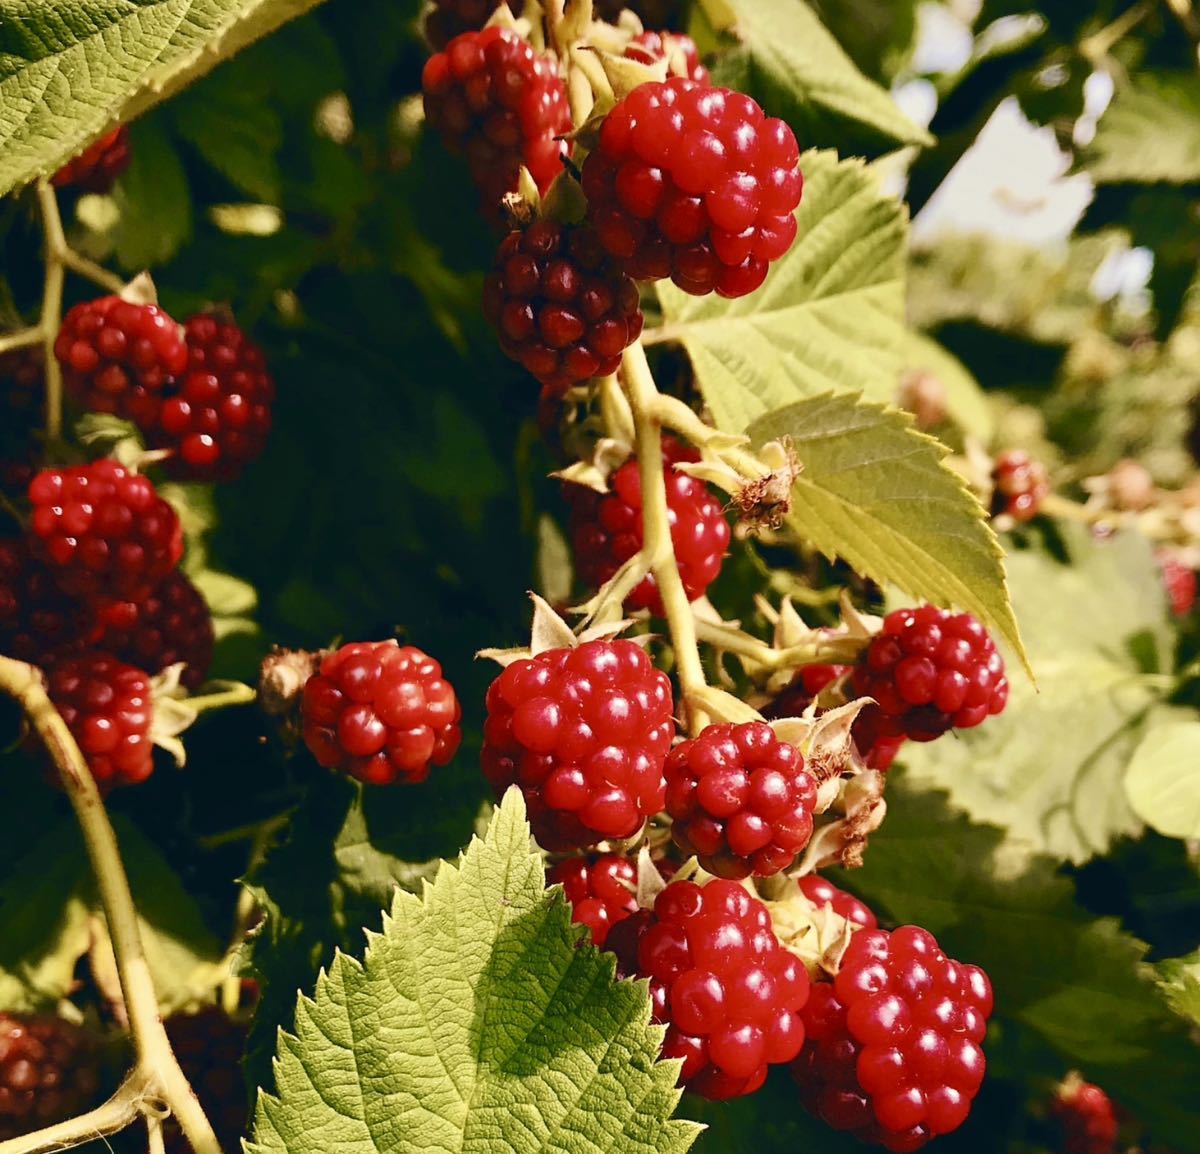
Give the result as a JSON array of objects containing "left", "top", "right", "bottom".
[
  {"left": 478, "top": 591, "right": 641, "bottom": 666},
  {"left": 759, "top": 874, "right": 859, "bottom": 980},
  {"left": 796, "top": 769, "right": 888, "bottom": 874}
]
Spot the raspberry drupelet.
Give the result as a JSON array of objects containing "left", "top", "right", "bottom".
[
  {"left": 797, "top": 874, "right": 878, "bottom": 931},
  {"left": 0, "top": 538, "right": 92, "bottom": 667},
  {"left": 990, "top": 449, "right": 1049, "bottom": 523},
  {"left": 625, "top": 31, "right": 710, "bottom": 84},
  {"left": 548, "top": 854, "right": 638, "bottom": 947},
  {"left": 52, "top": 126, "right": 131, "bottom": 193},
  {"left": 1052, "top": 1078, "right": 1119, "bottom": 1154},
  {"left": 481, "top": 638, "right": 674, "bottom": 850},
  {"left": 301, "top": 641, "right": 462, "bottom": 785},
  {"left": 0, "top": 1013, "right": 101, "bottom": 1140},
  {"left": 582, "top": 77, "right": 803, "bottom": 297}
]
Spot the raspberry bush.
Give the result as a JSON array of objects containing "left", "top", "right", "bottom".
[{"left": 1, "top": 3, "right": 1199, "bottom": 1154}]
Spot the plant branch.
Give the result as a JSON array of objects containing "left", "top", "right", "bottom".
[
  {"left": 0, "top": 1072, "right": 150, "bottom": 1154},
  {"left": 61, "top": 249, "right": 128, "bottom": 295},
  {"left": 0, "top": 326, "right": 45, "bottom": 356},
  {"left": 620, "top": 342, "right": 711, "bottom": 735},
  {"left": 187, "top": 681, "right": 257, "bottom": 715},
  {"left": 0, "top": 656, "right": 221, "bottom": 1154},
  {"left": 692, "top": 618, "right": 867, "bottom": 669},
  {"left": 35, "top": 181, "right": 66, "bottom": 442}
]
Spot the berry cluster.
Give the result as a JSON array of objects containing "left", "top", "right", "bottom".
[
  {"left": 0, "top": 1013, "right": 101, "bottom": 1141},
  {"left": 52, "top": 125, "right": 132, "bottom": 193},
  {"left": 990, "top": 450, "right": 1049, "bottom": 523},
  {"left": 163, "top": 1010, "right": 249, "bottom": 1154},
  {"left": 548, "top": 853, "right": 638, "bottom": 947}
]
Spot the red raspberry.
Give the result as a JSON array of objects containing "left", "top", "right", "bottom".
[
  {"left": 606, "top": 878, "right": 810, "bottom": 1099},
  {"left": 484, "top": 220, "right": 645, "bottom": 391},
  {"left": 301, "top": 641, "right": 462, "bottom": 785},
  {"left": 28, "top": 461, "right": 183, "bottom": 610},
  {"left": 163, "top": 1010, "right": 248, "bottom": 1154},
  {"left": 990, "top": 450, "right": 1049, "bottom": 523},
  {"left": 797, "top": 874, "right": 877, "bottom": 930},
  {"left": 44, "top": 652, "right": 155, "bottom": 789},
  {"left": 549, "top": 853, "right": 637, "bottom": 947},
  {"left": 565, "top": 437, "right": 729, "bottom": 615},
  {"left": 1158, "top": 552, "right": 1196, "bottom": 618},
  {"left": 51, "top": 126, "right": 132, "bottom": 193},
  {"left": 0, "top": 538, "right": 92, "bottom": 667},
  {"left": 582, "top": 77, "right": 802, "bottom": 297},
  {"left": 54, "top": 297, "right": 187, "bottom": 420},
  {"left": 96, "top": 571, "right": 214, "bottom": 691},
  {"left": 625, "top": 31, "right": 709, "bottom": 84},
  {"left": 664, "top": 720, "right": 817, "bottom": 879},
  {"left": 0, "top": 1013, "right": 101, "bottom": 1140},
  {"left": 481, "top": 638, "right": 674, "bottom": 850},
  {"left": 145, "top": 314, "right": 275, "bottom": 482},
  {"left": 1052, "top": 1079, "right": 1119, "bottom": 1154},
  {"left": 793, "top": 925, "right": 992, "bottom": 1150},
  {"left": 424, "top": 0, "right": 512, "bottom": 49},
  {"left": 421, "top": 28, "right": 570, "bottom": 208},
  {"left": 852, "top": 607, "right": 1008, "bottom": 744}
]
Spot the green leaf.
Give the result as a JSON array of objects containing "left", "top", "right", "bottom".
[
  {"left": 649, "top": 150, "right": 909, "bottom": 433},
  {"left": 110, "top": 117, "right": 193, "bottom": 270},
  {"left": 1124, "top": 722, "right": 1200, "bottom": 840},
  {"left": 899, "top": 329, "right": 993, "bottom": 440},
  {"left": 1083, "top": 72, "right": 1200, "bottom": 185},
  {"left": 746, "top": 391, "right": 1026, "bottom": 673},
  {"left": 1157, "top": 952, "right": 1200, "bottom": 1028},
  {"left": 0, "top": 0, "right": 324, "bottom": 196},
  {"left": 250, "top": 789, "right": 700, "bottom": 1154},
  {"left": 899, "top": 524, "right": 1173, "bottom": 862},
  {"left": 701, "top": 0, "right": 931, "bottom": 148}
]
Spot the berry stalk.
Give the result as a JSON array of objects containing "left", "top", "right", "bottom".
[
  {"left": 0, "top": 1071, "right": 144, "bottom": 1154},
  {"left": 0, "top": 655, "right": 221, "bottom": 1154},
  {"left": 34, "top": 181, "right": 66, "bottom": 442}
]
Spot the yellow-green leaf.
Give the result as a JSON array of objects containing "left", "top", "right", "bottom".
[{"left": 1125, "top": 722, "right": 1200, "bottom": 840}]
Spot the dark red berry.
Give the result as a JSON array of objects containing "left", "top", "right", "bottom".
[
  {"left": 1052, "top": 1079, "right": 1119, "bottom": 1154},
  {"left": 549, "top": 853, "right": 637, "bottom": 947},
  {"left": 990, "top": 450, "right": 1049, "bottom": 523},
  {"left": 1, "top": 348, "right": 46, "bottom": 502},
  {"left": 484, "top": 220, "right": 645, "bottom": 391},
  {"left": 606, "top": 878, "right": 810, "bottom": 1100},
  {"left": 54, "top": 296, "right": 187, "bottom": 420},
  {"left": 481, "top": 638, "right": 674, "bottom": 850},
  {"left": 28, "top": 460, "right": 183, "bottom": 611},
  {"left": 1159, "top": 552, "right": 1196, "bottom": 618},
  {"left": 421, "top": 27, "right": 570, "bottom": 208},
  {"left": 52, "top": 126, "right": 132, "bottom": 193},
  {"left": 163, "top": 1010, "right": 248, "bottom": 1154},
  {"left": 44, "top": 652, "right": 155, "bottom": 789},
  {"left": 625, "top": 31, "right": 709, "bottom": 85},
  {"left": 96, "top": 571, "right": 214, "bottom": 691},
  {"left": 797, "top": 874, "right": 877, "bottom": 930},
  {"left": 0, "top": 537, "right": 92, "bottom": 667},
  {"left": 144, "top": 314, "right": 275, "bottom": 482},
  {"left": 582, "top": 77, "right": 802, "bottom": 297},
  {"left": 664, "top": 720, "right": 817, "bottom": 879},
  {"left": 0, "top": 1013, "right": 101, "bottom": 1141},
  {"left": 301, "top": 641, "right": 462, "bottom": 785},
  {"left": 565, "top": 437, "right": 729, "bottom": 615},
  {"left": 793, "top": 925, "right": 992, "bottom": 1150},
  {"left": 852, "top": 607, "right": 1008, "bottom": 744}
]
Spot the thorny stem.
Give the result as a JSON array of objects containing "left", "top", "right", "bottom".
[
  {"left": 0, "top": 656, "right": 221, "bottom": 1154},
  {"left": 620, "top": 341, "right": 711, "bottom": 735}
]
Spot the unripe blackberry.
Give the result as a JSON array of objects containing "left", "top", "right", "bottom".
[
  {"left": 0, "top": 538, "right": 92, "bottom": 667},
  {"left": 564, "top": 437, "right": 730, "bottom": 616},
  {"left": 852, "top": 607, "right": 1008, "bottom": 743},
  {"left": 1052, "top": 1078, "right": 1119, "bottom": 1154},
  {"left": 301, "top": 641, "right": 462, "bottom": 785},
  {"left": 582, "top": 77, "right": 803, "bottom": 297},
  {"left": 421, "top": 27, "right": 570, "bottom": 208},
  {"left": 606, "top": 878, "right": 810, "bottom": 1100},
  {"left": 484, "top": 220, "right": 645, "bottom": 391},
  {"left": 664, "top": 720, "right": 817, "bottom": 879},
  {"left": 481, "top": 638, "right": 674, "bottom": 850},
  {"left": 625, "top": 31, "right": 709, "bottom": 84},
  {"left": 548, "top": 854, "right": 638, "bottom": 947},
  {"left": 52, "top": 126, "right": 131, "bottom": 193},
  {"left": 0, "top": 1013, "right": 101, "bottom": 1140},
  {"left": 54, "top": 296, "right": 187, "bottom": 420},
  {"left": 990, "top": 450, "right": 1049, "bottom": 523}
]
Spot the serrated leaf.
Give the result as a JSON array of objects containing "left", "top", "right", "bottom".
[
  {"left": 250, "top": 790, "right": 700, "bottom": 1154},
  {"left": 1083, "top": 72, "right": 1200, "bottom": 185},
  {"left": 1157, "top": 951, "right": 1200, "bottom": 1028},
  {"left": 703, "top": 0, "right": 931, "bottom": 148},
  {"left": 899, "top": 525, "right": 1173, "bottom": 862},
  {"left": 648, "top": 150, "right": 908, "bottom": 433},
  {"left": 0, "top": 0, "right": 324, "bottom": 196},
  {"left": 745, "top": 392, "right": 1025, "bottom": 673},
  {"left": 1124, "top": 722, "right": 1200, "bottom": 840}
]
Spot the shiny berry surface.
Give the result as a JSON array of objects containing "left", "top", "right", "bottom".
[
  {"left": 51, "top": 125, "right": 131, "bottom": 193},
  {"left": 44, "top": 652, "right": 155, "bottom": 789},
  {"left": 1052, "top": 1080, "right": 1119, "bottom": 1154},
  {"left": 665, "top": 721, "right": 817, "bottom": 878},
  {"left": 484, "top": 221, "right": 644, "bottom": 391},
  {"left": 422, "top": 27, "right": 570, "bottom": 208},
  {"left": 28, "top": 460, "right": 183, "bottom": 608},
  {"left": 302, "top": 640, "right": 462, "bottom": 785},
  {"left": 548, "top": 854, "right": 637, "bottom": 947},
  {"left": 798, "top": 874, "right": 877, "bottom": 930},
  {"left": 565, "top": 438, "right": 729, "bottom": 616},
  {"left": 582, "top": 77, "right": 802, "bottom": 297},
  {"left": 0, "top": 1013, "right": 101, "bottom": 1141},
  {"left": 990, "top": 450, "right": 1049, "bottom": 523},
  {"left": 793, "top": 925, "right": 992, "bottom": 1151},
  {"left": 625, "top": 31, "right": 710, "bottom": 84},
  {"left": 852, "top": 607, "right": 1008, "bottom": 743},
  {"left": 606, "top": 878, "right": 810, "bottom": 1100},
  {"left": 481, "top": 638, "right": 674, "bottom": 850},
  {"left": 54, "top": 296, "right": 187, "bottom": 420},
  {"left": 0, "top": 538, "right": 91, "bottom": 667}
]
